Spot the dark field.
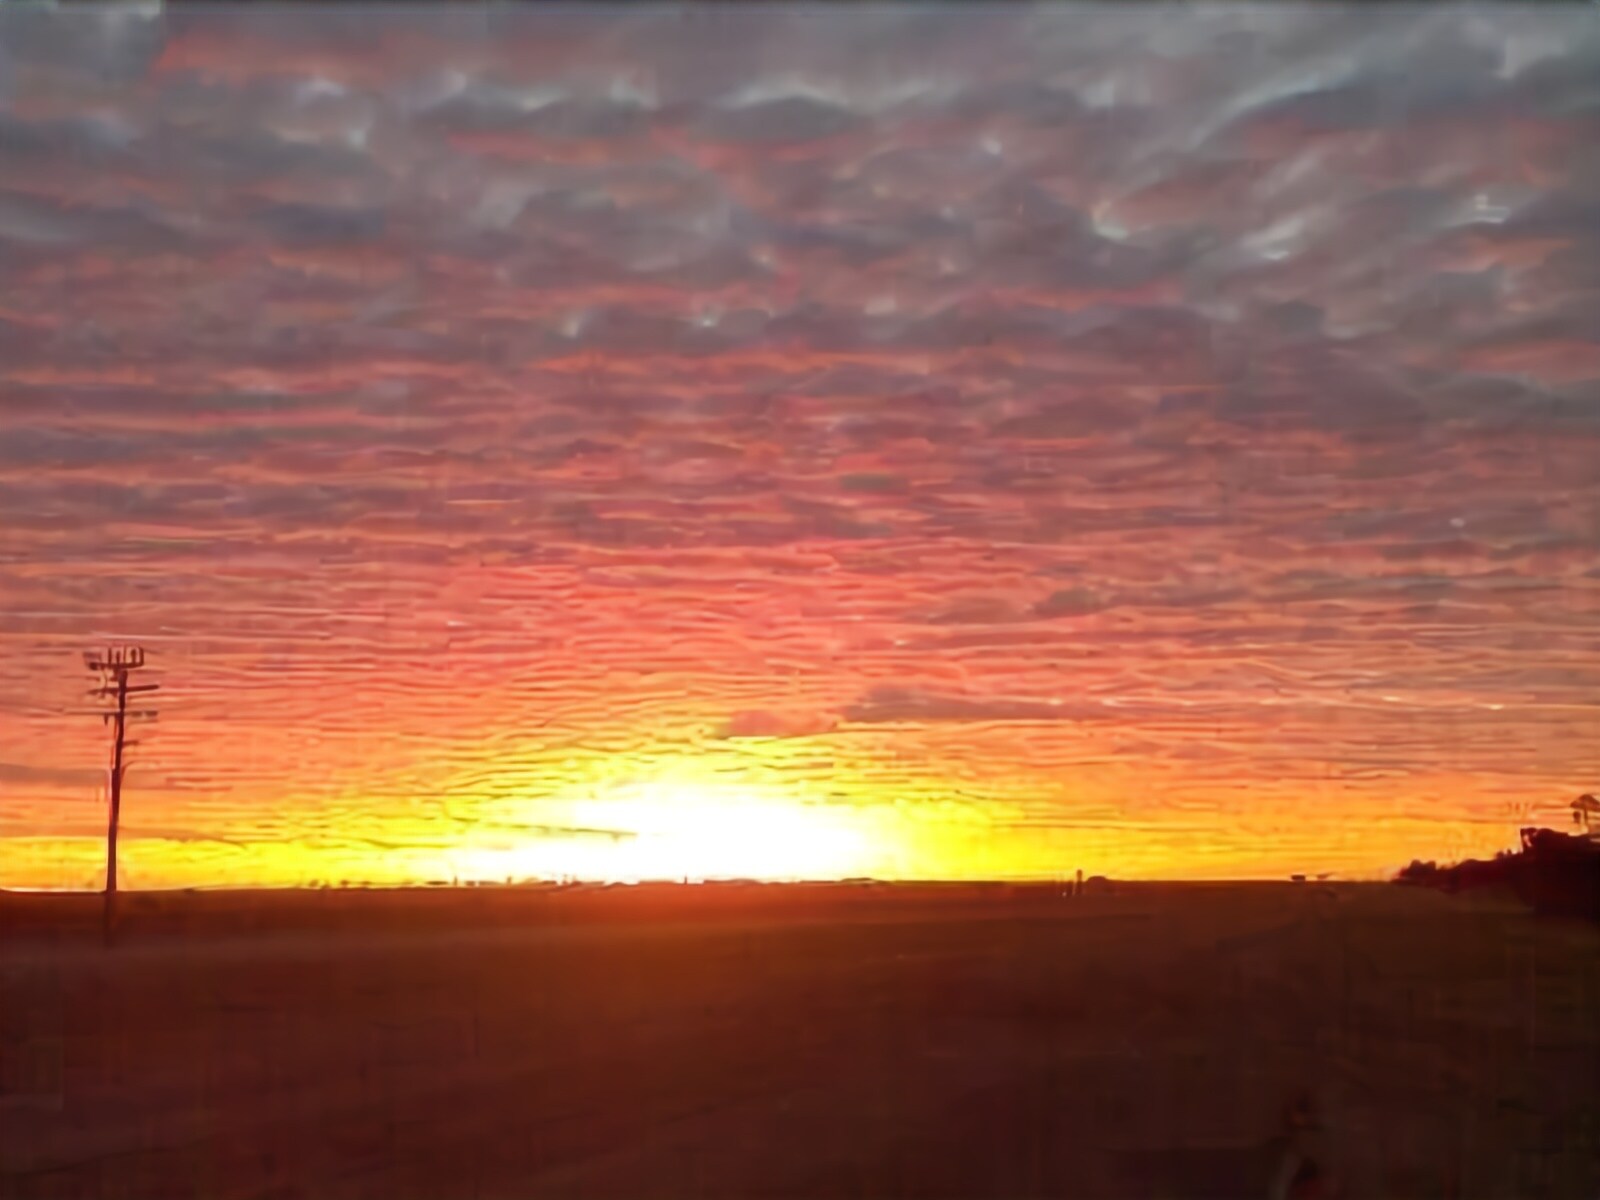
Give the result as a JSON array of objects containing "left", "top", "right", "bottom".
[{"left": 3, "top": 883, "right": 1597, "bottom": 1199}]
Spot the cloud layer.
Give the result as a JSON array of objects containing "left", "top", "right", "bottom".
[{"left": 1, "top": 6, "right": 1597, "bottom": 886}]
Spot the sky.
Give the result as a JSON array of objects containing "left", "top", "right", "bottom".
[{"left": 1, "top": 5, "right": 1597, "bottom": 890}]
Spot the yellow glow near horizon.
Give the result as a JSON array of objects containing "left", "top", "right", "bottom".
[
  {"left": 447, "top": 766, "right": 881, "bottom": 883},
  {"left": 3, "top": 808, "right": 1533, "bottom": 891},
  {"left": 3, "top": 732, "right": 1559, "bottom": 892},
  {"left": 574, "top": 782, "right": 874, "bottom": 882}
]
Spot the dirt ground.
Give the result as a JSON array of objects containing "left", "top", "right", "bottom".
[{"left": 2, "top": 882, "right": 1597, "bottom": 1199}]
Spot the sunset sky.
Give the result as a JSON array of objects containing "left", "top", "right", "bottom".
[{"left": 2, "top": 6, "right": 1597, "bottom": 890}]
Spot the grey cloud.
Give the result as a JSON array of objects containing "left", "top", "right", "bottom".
[
  {"left": 844, "top": 685, "right": 1114, "bottom": 725},
  {"left": 250, "top": 202, "right": 390, "bottom": 246},
  {"left": 1205, "top": 351, "right": 1427, "bottom": 441},
  {"left": 0, "top": 113, "right": 142, "bottom": 167},
  {"left": 1263, "top": 571, "right": 1458, "bottom": 605},
  {"left": 0, "top": 191, "right": 179, "bottom": 250},
  {"left": 146, "top": 123, "right": 382, "bottom": 191},
  {"left": 992, "top": 401, "right": 1140, "bottom": 441},
  {"left": 1378, "top": 539, "right": 1482, "bottom": 564},
  {"left": 0, "top": 429, "right": 145, "bottom": 471},
  {"left": 0, "top": 762, "right": 103, "bottom": 788},
  {"left": 1035, "top": 587, "right": 1109, "bottom": 619},
  {"left": 420, "top": 92, "right": 654, "bottom": 141},
  {"left": 1126, "top": 585, "right": 1249, "bottom": 611},
  {"left": 948, "top": 80, "right": 1086, "bottom": 126},
  {"left": 1497, "top": 46, "right": 1600, "bottom": 116},
  {"left": 0, "top": 5, "right": 165, "bottom": 83},
  {"left": 696, "top": 97, "right": 862, "bottom": 145},
  {"left": 1244, "top": 54, "right": 1500, "bottom": 134}
]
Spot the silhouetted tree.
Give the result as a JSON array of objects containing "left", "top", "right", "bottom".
[
  {"left": 1396, "top": 859, "right": 1439, "bottom": 884},
  {"left": 1572, "top": 793, "right": 1599, "bottom": 834}
]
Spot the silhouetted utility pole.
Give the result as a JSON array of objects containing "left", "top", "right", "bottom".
[{"left": 84, "top": 646, "right": 158, "bottom": 946}]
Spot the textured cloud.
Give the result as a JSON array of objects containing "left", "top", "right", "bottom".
[
  {"left": 0, "top": 762, "right": 103, "bottom": 789},
  {"left": 1, "top": 6, "right": 1598, "bottom": 887},
  {"left": 717, "top": 710, "right": 839, "bottom": 740},
  {"left": 844, "top": 686, "right": 1117, "bottom": 726}
]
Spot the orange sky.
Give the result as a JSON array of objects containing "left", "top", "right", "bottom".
[{"left": 2, "top": 7, "right": 1598, "bottom": 890}]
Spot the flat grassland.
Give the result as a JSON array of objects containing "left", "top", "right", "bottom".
[{"left": 2, "top": 882, "right": 1597, "bottom": 1199}]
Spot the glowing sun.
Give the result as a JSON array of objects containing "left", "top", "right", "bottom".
[
  {"left": 443, "top": 763, "right": 881, "bottom": 885},
  {"left": 567, "top": 780, "right": 873, "bottom": 882}
]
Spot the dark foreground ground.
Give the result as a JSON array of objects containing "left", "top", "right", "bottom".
[{"left": 2, "top": 882, "right": 1597, "bottom": 1199}]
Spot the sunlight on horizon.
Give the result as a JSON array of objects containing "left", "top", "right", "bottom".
[{"left": 455, "top": 775, "right": 882, "bottom": 884}]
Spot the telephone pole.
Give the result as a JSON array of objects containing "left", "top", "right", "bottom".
[{"left": 84, "top": 645, "right": 158, "bottom": 946}]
